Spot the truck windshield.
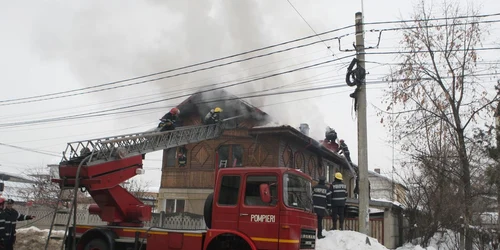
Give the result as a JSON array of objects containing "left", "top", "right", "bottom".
[{"left": 283, "top": 173, "right": 313, "bottom": 212}]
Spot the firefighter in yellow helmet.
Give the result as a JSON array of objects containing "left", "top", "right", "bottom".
[
  {"left": 329, "top": 172, "right": 347, "bottom": 230},
  {"left": 203, "top": 107, "right": 223, "bottom": 125}
]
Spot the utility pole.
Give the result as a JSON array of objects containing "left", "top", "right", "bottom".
[
  {"left": 495, "top": 93, "right": 500, "bottom": 246},
  {"left": 355, "top": 12, "right": 370, "bottom": 236}
]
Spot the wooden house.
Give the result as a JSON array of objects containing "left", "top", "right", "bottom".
[{"left": 157, "top": 89, "right": 354, "bottom": 214}]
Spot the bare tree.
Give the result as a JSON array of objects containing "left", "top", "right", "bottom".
[
  {"left": 17, "top": 166, "right": 61, "bottom": 208},
  {"left": 17, "top": 166, "right": 89, "bottom": 209},
  {"left": 120, "top": 178, "right": 154, "bottom": 206},
  {"left": 380, "top": 1, "right": 500, "bottom": 249}
]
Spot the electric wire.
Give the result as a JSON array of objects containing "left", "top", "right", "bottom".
[
  {"left": 2, "top": 12, "right": 499, "bottom": 105},
  {"left": 0, "top": 54, "right": 356, "bottom": 127},
  {"left": 285, "top": 0, "right": 334, "bottom": 53},
  {"left": 0, "top": 26, "right": 355, "bottom": 104}
]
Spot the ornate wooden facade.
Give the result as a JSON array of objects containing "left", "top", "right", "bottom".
[{"left": 158, "top": 90, "right": 354, "bottom": 213}]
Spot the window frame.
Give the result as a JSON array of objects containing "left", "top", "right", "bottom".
[
  {"left": 217, "top": 144, "right": 244, "bottom": 168},
  {"left": 216, "top": 175, "right": 241, "bottom": 206},
  {"left": 165, "top": 198, "right": 186, "bottom": 213},
  {"left": 242, "top": 174, "right": 279, "bottom": 207}
]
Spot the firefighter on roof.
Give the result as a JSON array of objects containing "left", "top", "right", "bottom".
[
  {"left": 4, "top": 199, "right": 34, "bottom": 250},
  {"left": 312, "top": 176, "right": 331, "bottom": 239},
  {"left": 338, "top": 139, "right": 352, "bottom": 163},
  {"left": 159, "top": 107, "right": 180, "bottom": 131},
  {"left": 329, "top": 172, "right": 347, "bottom": 230},
  {"left": 325, "top": 126, "right": 338, "bottom": 142},
  {"left": 203, "top": 107, "right": 223, "bottom": 125}
]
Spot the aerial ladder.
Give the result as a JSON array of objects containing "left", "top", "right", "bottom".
[{"left": 45, "top": 120, "right": 235, "bottom": 249}]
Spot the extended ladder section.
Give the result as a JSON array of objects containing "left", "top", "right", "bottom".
[
  {"left": 61, "top": 122, "right": 226, "bottom": 166},
  {"left": 45, "top": 186, "right": 76, "bottom": 250}
]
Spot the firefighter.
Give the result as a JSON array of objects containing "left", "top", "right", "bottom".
[
  {"left": 4, "top": 199, "right": 34, "bottom": 250},
  {"left": 329, "top": 172, "right": 347, "bottom": 230},
  {"left": 0, "top": 198, "right": 7, "bottom": 249},
  {"left": 178, "top": 153, "right": 187, "bottom": 167},
  {"left": 159, "top": 107, "right": 180, "bottom": 132},
  {"left": 338, "top": 139, "right": 352, "bottom": 163},
  {"left": 324, "top": 127, "right": 338, "bottom": 143},
  {"left": 203, "top": 107, "right": 223, "bottom": 125},
  {"left": 312, "top": 176, "right": 331, "bottom": 239}
]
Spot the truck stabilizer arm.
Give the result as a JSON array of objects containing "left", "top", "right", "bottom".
[{"left": 53, "top": 155, "right": 151, "bottom": 227}]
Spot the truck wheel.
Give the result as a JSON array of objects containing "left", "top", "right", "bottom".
[
  {"left": 83, "top": 238, "right": 109, "bottom": 250},
  {"left": 204, "top": 192, "right": 214, "bottom": 228}
]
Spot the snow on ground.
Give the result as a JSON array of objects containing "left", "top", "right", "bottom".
[
  {"left": 16, "top": 227, "right": 64, "bottom": 250},
  {"left": 316, "top": 230, "right": 387, "bottom": 250},
  {"left": 14, "top": 226, "right": 463, "bottom": 250},
  {"left": 317, "top": 229, "right": 460, "bottom": 250}
]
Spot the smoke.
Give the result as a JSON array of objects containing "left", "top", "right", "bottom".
[{"left": 25, "top": 0, "right": 342, "bottom": 139}]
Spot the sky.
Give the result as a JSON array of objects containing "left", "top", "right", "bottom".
[{"left": 0, "top": 0, "right": 499, "bottom": 189}]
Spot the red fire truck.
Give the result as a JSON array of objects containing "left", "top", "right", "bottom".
[{"left": 46, "top": 122, "right": 318, "bottom": 250}]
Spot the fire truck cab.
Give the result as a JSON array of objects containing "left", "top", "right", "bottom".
[{"left": 68, "top": 167, "right": 317, "bottom": 250}]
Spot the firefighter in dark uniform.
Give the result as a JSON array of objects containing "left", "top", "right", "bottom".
[
  {"left": 338, "top": 139, "right": 352, "bottom": 163},
  {"left": 329, "top": 172, "right": 347, "bottom": 230},
  {"left": 312, "top": 176, "right": 331, "bottom": 239},
  {"left": 159, "top": 107, "right": 180, "bottom": 132},
  {"left": 4, "top": 199, "right": 34, "bottom": 250},
  {"left": 178, "top": 153, "right": 187, "bottom": 167},
  {"left": 0, "top": 198, "right": 8, "bottom": 249}
]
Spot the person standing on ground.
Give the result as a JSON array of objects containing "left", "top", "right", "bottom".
[
  {"left": 329, "top": 172, "right": 347, "bottom": 230},
  {"left": 312, "top": 176, "right": 331, "bottom": 239},
  {"left": 0, "top": 198, "right": 8, "bottom": 250},
  {"left": 4, "top": 199, "right": 34, "bottom": 250}
]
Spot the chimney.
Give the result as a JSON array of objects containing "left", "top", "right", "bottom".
[
  {"left": 374, "top": 168, "right": 380, "bottom": 174},
  {"left": 299, "top": 123, "right": 309, "bottom": 136}
]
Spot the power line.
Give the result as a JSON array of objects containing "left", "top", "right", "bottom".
[
  {"left": 363, "top": 12, "right": 500, "bottom": 26},
  {"left": 0, "top": 54, "right": 356, "bottom": 127},
  {"left": 0, "top": 26, "right": 354, "bottom": 104},
  {"left": 285, "top": 0, "right": 333, "bottom": 52},
  {"left": 0, "top": 52, "right": 337, "bottom": 121},
  {"left": 364, "top": 47, "right": 500, "bottom": 55},
  {"left": 4, "top": 14, "right": 498, "bottom": 106},
  {"left": 0, "top": 33, "right": 355, "bottom": 106},
  {"left": 0, "top": 142, "right": 61, "bottom": 157}
]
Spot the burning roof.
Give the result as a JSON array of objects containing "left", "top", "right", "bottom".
[{"left": 176, "top": 89, "right": 270, "bottom": 124}]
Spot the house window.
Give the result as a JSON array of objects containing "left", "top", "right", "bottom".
[
  {"left": 218, "top": 145, "right": 243, "bottom": 168},
  {"left": 165, "top": 199, "right": 185, "bottom": 213},
  {"left": 244, "top": 175, "right": 277, "bottom": 206},
  {"left": 217, "top": 175, "right": 241, "bottom": 205},
  {"left": 178, "top": 146, "right": 188, "bottom": 167},
  {"left": 164, "top": 149, "right": 176, "bottom": 168}
]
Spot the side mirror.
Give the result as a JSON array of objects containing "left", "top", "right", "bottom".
[{"left": 259, "top": 183, "right": 272, "bottom": 203}]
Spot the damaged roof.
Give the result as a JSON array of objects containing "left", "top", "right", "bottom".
[{"left": 176, "top": 89, "right": 270, "bottom": 123}]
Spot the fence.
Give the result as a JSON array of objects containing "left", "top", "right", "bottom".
[
  {"left": 15, "top": 207, "right": 384, "bottom": 244},
  {"left": 15, "top": 207, "right": 206, "bottom": 231}
]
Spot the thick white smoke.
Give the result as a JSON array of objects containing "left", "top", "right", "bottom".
[{"left": 23, "top": 0, "right": 355, "bottom": 140}]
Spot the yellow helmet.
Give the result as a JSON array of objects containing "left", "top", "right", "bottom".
[
  {"left": 334, "top": 172, "right": 343, "bottom": 180},
  {"left": 214, "top": 107, "right": 223, "bottom": 113}
]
